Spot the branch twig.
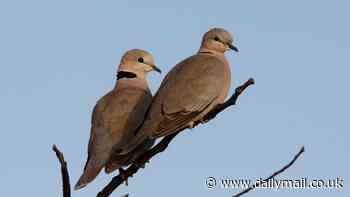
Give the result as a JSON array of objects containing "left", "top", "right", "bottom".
[
  {"left": 97, "top": 132, "right": 179, "bottom": 197},
  {"left": 97, "top": 78, "right": 255, "bottom": 197},
  {"left": 53, "top": 144, "right": 71, "bottom": 197},
  {"left": 232, "top": 146, "right": 305, "bottom": 197}
]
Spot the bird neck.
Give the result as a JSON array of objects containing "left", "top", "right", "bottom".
[
  {"left": 114, "top": 73, "right": 149, "bottom": 91},
  {"left": 198, "top": 48, "right": 229, "bottom": 65},
  {"left": 198, "top": 48, "right": 225, "bottom": 57},
  {"left": 117, "top": 71, "right": 137, "bottom": 80}
]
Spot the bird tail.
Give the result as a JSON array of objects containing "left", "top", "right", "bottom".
[{"left": 74, "top": 160, "right": 104, "bottom": 190}]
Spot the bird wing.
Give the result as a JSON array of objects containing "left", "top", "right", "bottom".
[
  {"left": 76, "top": 91, "right": 115, "bottom": 189},
  {"left": 88, "top": 87, "right": 152, "bottom": 157},
  {"left": 76, "top": 88, "right": 151, "bottom": 189},
  {"left": 151, "top": 54, "right": 227, "bottom": 137}
]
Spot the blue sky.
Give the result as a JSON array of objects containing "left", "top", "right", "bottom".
[{"left": 0, "top": 0, "right": 348, "bottom": 196}]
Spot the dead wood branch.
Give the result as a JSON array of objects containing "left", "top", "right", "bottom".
[
  {"left": 97, "top": 78, "right": 255, "bottom": 197},
  {"left": 53, "top": 144, "right": 71, "bottom": 197},
  {"left": 232, "top": 146, "right": 305, "bottom": 197}
]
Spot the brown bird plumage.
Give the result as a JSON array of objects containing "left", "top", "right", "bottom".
[
  {"left": 104, "top": 138, "right": 154, "bottom": 173},
  {"left": 123, "top": 28, "right": 238, "bottom": 153},
  {"left": 75, "top": 49, "right": 160, "bottom": 190}
]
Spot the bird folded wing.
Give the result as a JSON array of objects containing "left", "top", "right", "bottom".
[{"left": 152, "top": 55, "right": 226, "bottom": 137}]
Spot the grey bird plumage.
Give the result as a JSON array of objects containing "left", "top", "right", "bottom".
[
  {"left": 122, "top": 28, "right": 238, "bottom": 153},
  {"left": 75, "top": 49, "right": 160, "bottom": 190}
]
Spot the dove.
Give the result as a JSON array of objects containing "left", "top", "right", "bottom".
[
  {"left": 74, "top": 49, "right": 161, "bottom": 190},
  {"left": 122, "top": 28, "right": 238, "bottom": 153}
]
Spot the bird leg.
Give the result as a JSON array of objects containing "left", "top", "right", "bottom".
[
  {"left": 134, "top": 160, "right": 147, "bottom": 169},
  {"left": 118, "top": 168, "right": 129, "bottom": 186},
  {"left": 188, "top": 121, "right": 195, "bottom": 129}
]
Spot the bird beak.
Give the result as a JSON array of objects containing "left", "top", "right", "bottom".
[
  {"left": 227, "top": 43, "right": 239, "bottom": 52},
  {"left": 150, "top": 64, "right": 162, "bottom": 73}
]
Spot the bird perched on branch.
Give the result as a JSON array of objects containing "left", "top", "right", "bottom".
[
  {"left": 124, "top": 28, "right": 238, "bottom": 153},
  {"left": 75, "top": 49, "right": 161, "bottom": 190}
]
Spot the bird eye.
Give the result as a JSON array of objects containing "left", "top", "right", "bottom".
[
  {"left": 138, "top": 57, "right": 144, "bottom": 63},
  {"left": 214, "top": 36, "right": 220, "bottom": 42}
]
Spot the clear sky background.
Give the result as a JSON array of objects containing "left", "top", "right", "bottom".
[{"left": 0, "top": 0, "right": 348, "bottom": 196}]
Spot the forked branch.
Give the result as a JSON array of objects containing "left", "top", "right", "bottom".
[
  {"left": 53, "top": 78, "right": 257, "bottom": 197},
  {"left": 97, "top": 78, "right": 255, "bottom": 197}
]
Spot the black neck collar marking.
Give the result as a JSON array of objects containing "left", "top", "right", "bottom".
[{"left": 117, "top": 71, "right": 137, "bottom": 80}]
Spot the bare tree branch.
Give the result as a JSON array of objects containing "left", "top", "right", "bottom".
[
  {"left": 202, "top": 78, "right": 255, "bottom": 122},
  {"left": 53, "top": 77, "right": 304, "bottom": 197},
  {"left": 97, "top": 132, "right": 179, "bottom": 197},
  {"left": 53, "top": 144, "right": 71, "bottom": 197},
  {"left": 97, "top": 78, "right": 255, "bottom": 197},
  {"left": 232, "top": 146, "right": 305, "bottom": 197}
]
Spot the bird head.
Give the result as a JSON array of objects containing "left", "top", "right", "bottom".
[
  {"left": 118, "top": 49, "right": 161, "bottom": 79},
  {"left": 199, "top": 28, "right": 239, "bottom": 53}
]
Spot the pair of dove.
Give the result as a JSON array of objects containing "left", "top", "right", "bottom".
[{"left": 75, "top": 27, "right": 239, "bottom": 190}]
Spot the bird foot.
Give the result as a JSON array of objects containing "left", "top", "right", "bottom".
[
  {"left": 119, "top": 168, "right": 129, "bottom": 186},
  {"left": 199, "top": 118, "right": 209, "bottom": 124},
  {"left": 134, "top": 161, "right": 147, "bottom": 169}
]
